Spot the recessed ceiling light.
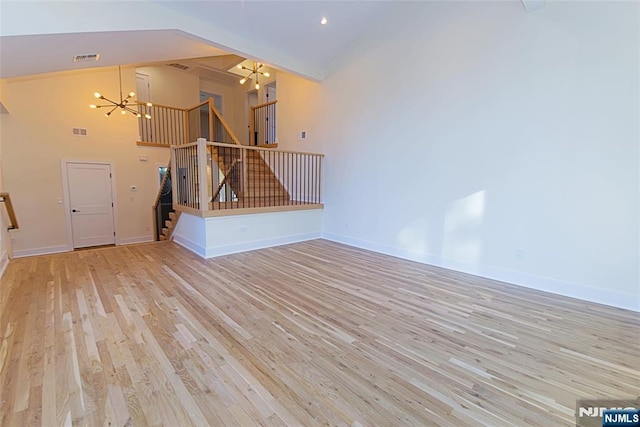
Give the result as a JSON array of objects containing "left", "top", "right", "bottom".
[{"left": 320, "top": 17, "right": 328, "bottom": 25}]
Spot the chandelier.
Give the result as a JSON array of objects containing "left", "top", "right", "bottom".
[
  {"left": 237, "top": 62, "right": 270, "bottom": 90},
  {"left": 90, "top": 66, "right": 152, "bottom": 119}
]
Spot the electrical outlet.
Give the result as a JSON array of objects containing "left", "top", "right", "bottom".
[{"left": 515, "top": 249, "right": 525, "bottom": 260}]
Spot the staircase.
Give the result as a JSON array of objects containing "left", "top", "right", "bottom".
[
  {"left": 159, "top": 211, "right": 180, "bottom": 241},
  {"left": 153, "top": 163, "right": 177, "bottom": 241},
  {"left": 145, "top": 97, "right": 322, "bottom": 222},
  {"left": 210, "top": 147, "right": 290, "bottom": 208}
]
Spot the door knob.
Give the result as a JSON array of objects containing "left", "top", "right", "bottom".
[{"left": 72, "top": 209, "right": 79, "bottom": 212}]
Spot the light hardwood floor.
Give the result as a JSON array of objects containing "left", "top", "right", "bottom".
[{"left": 0, "top": 240, "right": 637, "bottom": 426}]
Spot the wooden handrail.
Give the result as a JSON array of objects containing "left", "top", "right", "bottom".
[
  {"left": 210, "top": 103, "right": 242, "bottom": 146},
  {"left": 152, "top": 161, "right": 171, "bottom": 210},
  {"left": 250, "top": 100, "right": 278, "bottom": 111},
  {"left": 185, "top": 99, "right": 211, "bottom": 112},
  {"left": 206, "top": 141, "right": 325, "bottom": 157},
  {"left": 0, "top": 193, "right": 18, "bottom": 230},
  {"left": 170, "top": 141, "right": 199, "bottom": 149},
  {"left": 135, "top": 101, "right": 186, "bottom": 111}
]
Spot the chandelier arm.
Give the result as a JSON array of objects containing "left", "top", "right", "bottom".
[
  {"left": 99, "top": 96, "right": 119, "bottom": 105},
  {"left": 124, "top": 106, "right": 140, "bottom": 115},
  {"left": 106, "top": 105, "right": 119, "bottom": 116}
]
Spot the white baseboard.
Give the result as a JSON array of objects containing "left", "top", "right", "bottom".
[
  {"left": 173, "top": 234, "right": 207, "bottom": 258},
  {"left": 322, "top": 232, "right": 639, "bottom": 313},
  {"left": 204, "top": 232, "right": 321, "bottom": 258},
  {"left": 117, "top": 235, "right": 154, "bottom": 245},
  {"left": 13, "top": 244, "right": 73, "bottom": 258},
  {"left": 12, "top": 237, "right": 154, "bottom": 257},
  {"left": 175, "top": 231, "right": 321, "bottom": 259},
  {"left": 0, "top": 251, "right": 9, "bottom": 279}
]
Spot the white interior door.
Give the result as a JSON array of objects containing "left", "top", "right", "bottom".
[
  {"left": 136, "top": 73, "right": 151, "bottom": 102},
  {"left": 66, "top": 162, "right": 116, "bottom": 248}
]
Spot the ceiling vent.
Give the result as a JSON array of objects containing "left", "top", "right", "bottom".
[
  {"left": 73, "top": 54, "right": 100, "bottom": 63},
  {"left": 167, "top": 63, "right": 190, "bottom": 71}
]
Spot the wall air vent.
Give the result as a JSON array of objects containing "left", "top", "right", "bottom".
[
  {"left": 167, "top": 63, "right": 190, "bottom": 71},
  {"left": 72, "top": 128, "right": 88, "bottom": 137},
  {"left": 73, "top": 54, "right": 100, "bottom": 63}
]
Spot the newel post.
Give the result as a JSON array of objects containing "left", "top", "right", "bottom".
[
  {"left": 170, "top": 146, "right": 178, "bottom": 210},
  {"left": 197, "top": 138, "right": 209, "bottom": 215}
]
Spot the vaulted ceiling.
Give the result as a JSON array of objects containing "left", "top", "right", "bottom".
[
  {"left": 0, "top": 1, "right": 540, "bottom": 81},
  {"left": 0, "top": 0, "right": 396, "bottom": 81}
]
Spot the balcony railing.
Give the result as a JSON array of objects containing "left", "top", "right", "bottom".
[
  {"left": 137, "top": 103, "right": 188, "bottom": 147},
  {"left": 171, "top": 139, "right": 323, "bottom": 216},
  {"left": 137, "top": 98, "right": 241, "bottom": 147}
]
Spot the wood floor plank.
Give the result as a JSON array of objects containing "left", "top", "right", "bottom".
[{"left": 0, "top": 240, "right": 638, "bottom": 426}]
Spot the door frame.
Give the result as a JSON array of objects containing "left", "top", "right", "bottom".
[{"left": 61, "top": 159, "right": 119, "bottom": 249}]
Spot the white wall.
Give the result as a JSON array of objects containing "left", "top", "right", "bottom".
[
  {"left": 200, "top": 78, "right": 248, "bottom": 145},
  {"left": 0, "top": 67, "right": 173, "bottom": 255},
  {"left": 279, "top": 2, "right": 639, "bottom": 310},
  {"left": 276, "top": 72, "right": 322, "bottom": 154},
  {"left": 136, "top": 65, "right": 199, "bottom": 108}
]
